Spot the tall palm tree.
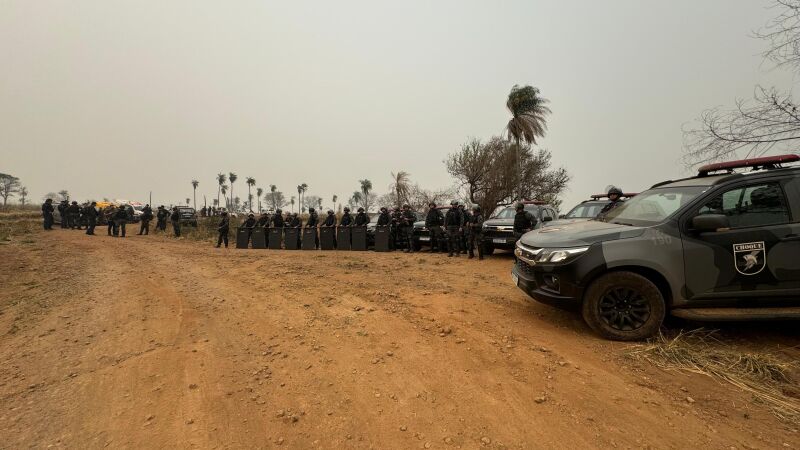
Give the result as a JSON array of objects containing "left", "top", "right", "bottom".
[
  {"left": 191, "top": 180, "right": 199, "bottom": 210},
  {"left": 300, "top": 183, "right": 308, "bottom": 212},
  {"left": 228, "top": 172, "right": 238, "bottom": 211},
  {"left": 332, "top": 194, "right": 338, "bottom": 212},
  {"left": 290, "top": 196, "right": 296, "bottom": 213},
  {"left": 19, "top": 186, "right": 28, "bottom": 206},
  {"left": 317, "top": 198, "right": 323, "bottom": 210},
  {"left": 270, "top": 184, "right": 277, "bottom": 210},
  {"left": 505, "top": 85, "right": 551, "bottom": 200},
  {"left": 216, "top": 173, "right": 227, "bottom": 209},
  {"left": 256, "top": 187, "right": 263, "bottom": 212},
  {"left": 359, "top": 179, "right": 373, "bottom": 212},
  {"left": 389, "top": 171, "right": 410, "bottom": 208},
  {"left": 245, "top": 177, "right": 256, "bottom": 212},
  {"left": 220, "top": 185, "right": 229, "bottom": 209}
]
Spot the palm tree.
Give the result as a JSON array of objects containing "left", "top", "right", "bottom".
[
  {"left": 245, "top": 177, "right": 256, "bottom": 212},
  {"left": 216, "top": 173, "right": 227, "bottom": 208},
  {"left": 191, "top": 180, "right": 199, "bottom": 210},
  {"left": 389, "top": 171, "right": 410, "bottom": 207},
  {"left": 505, "top": 85, "right": 551, "bottom": 200},
  {"left": 359, "top": 179, "right": 373, "bottom": 212},
  {"left": 256, "top": 187, "right": 263, "bottom": 212},
  {"left": 228, "top": 172, "right": 238, "bottom": 211},
  {"left": 301, "top": 183, "right": 308, "bottom": 212},
  {"left": 296, "top": 185, "right": 302, "bottom": 212},
  {"left": 19, "top": 186, "right": 28, "bottom": 207},
  {"left": 332, "top": 194, "right": 338, "bottom": 213},
  {"left": 270, "top": 185, "right": 277, "bottom": 210},
  {"left": 317, "top": 198, "right": 323, "bottom": 210},
  {"left": 186, "top": 198, "right": 190, "bottom": 206},
  {"left": 290, "top": 196, "right": 296, "bottom": 213},
  {"left": 221, "top": 185, "right": 229, "bottom": 209}
]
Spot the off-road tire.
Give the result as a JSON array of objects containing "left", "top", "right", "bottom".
[{"left": 582, "top": 271, "right": 665, "bottom": 341}]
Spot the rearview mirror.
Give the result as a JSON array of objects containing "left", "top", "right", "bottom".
[
  {"left": 542, "top": 216, "right": 553, "bottom": 222},
  {"left": 692, "top": 214, "right": 729, "bottom": 233}
]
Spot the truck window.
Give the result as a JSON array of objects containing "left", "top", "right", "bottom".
[{"left": 698, "top": 182, "right": 790, "bottom": 228}]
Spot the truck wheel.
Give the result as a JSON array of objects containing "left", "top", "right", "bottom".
[
  {"left": 482, "top": 243, "right": 495, "bottom": 255},
  {"left": 581, "top": 272, "right": 665, "bottom": 341}
]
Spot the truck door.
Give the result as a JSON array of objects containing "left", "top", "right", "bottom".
[{"left": 682, "top": 179, "right": 800, "bottom": 302}]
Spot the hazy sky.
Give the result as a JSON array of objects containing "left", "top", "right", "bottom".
[{"left": 1, "top": 0, "right": 796, "bottom": 210}]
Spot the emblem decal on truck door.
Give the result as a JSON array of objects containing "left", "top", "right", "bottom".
[{"left": 733, "top": 242, "right": 766, "bottom": 275}]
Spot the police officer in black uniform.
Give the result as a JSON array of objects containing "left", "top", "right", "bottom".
[
  {"left": 459, "top": 203, "right": 471, "bottom": 254},
  {"left": 67, "top": 201, "right": 81, "bottom": 229},
  {"left": 243, "top": 213, "right": 257, "bottom": 246},
  {"left": 216, "top": 211, "right": 230, "bottom": 248},
  {"left": 84, "top": 202, "right": 98, "bottom": 235},
  {"left": 466, "top": 205, "right": 485, "bottom": 259},
  {"left": 513, "top": 203, "right": 536, "bottom": 243},
  {"left": 170, "top": 206, "right": 182, "bottom": 237},
  {"left": 289, "top": 212, "right": 302, "bottom": 248},
  {"left": 139, "top": 204, "right": 153, "bottom": 235},
  {"left": 444, "top": 200, "right": 462, "bottom": 257},
  {"left": 256, "top": 212, "right": 270, "bottom": 227},
  {"left": 113, "top": 204, "right": 128, "bottom": 237},
  {"left": 399, "top": 204, "right": 416, "bottom": 253},
  {"left": 355, "top": 207, "right": 368, "bottom": 226},
  {"left": 390, "top": 207, "right": 403, "bottom": 249},
  {"left": 58, "top": 200, "right": 68, "bottom": 228},
  {"left": 322, "top": 210, "right": 337, "bottom": 248},
  {"left": 272, "top": 209, "right": 285, "bottom": 228},
  {"left": 424, "top": 202, "right": 443, "bottom": 253},
  {"left": 306, "top": 207, "right": 320, "bottom": 249},
  {"left": 156, "top": 206, "right": 168, "bottom": 232},
  {"left": 340, "top": 207, "right": 353, "bottom": 226},
  {"left": 597, "top": 187, "right": 624, "bottom": 218},
  {"left": 42, "top": 199, "right": 55, "bottom": 230}
]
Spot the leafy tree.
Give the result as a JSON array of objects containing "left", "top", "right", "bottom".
[
  {"left": 303, "top": 195, "right": 321, "bottom": 211},
  {"left": 359, "top": 179, "right": 373, "bottom": 211},
  {"left": 270, "top": 184, "right": 277, "bottom": 210},
  {"left": 245, "top": 177, "right": 256, "bottom": 212},
  {"left": 447, "top": 136, "right": 569, "bottom": 212},
  {"left": 389, "top": 171, "right": 411, "bottom": 208},
  {"left": 0, "top": 173, "right": 21, "bottom": 207},
  {"left": 266, "top": 190, "right": 287, "bottom": 210},
  {"left": 216, "top": 173, "right": 227, "bottom": 208},
  {"left": 228, "top": 172, "right": 238, "bottom": 210},
  {"left": 256, "top": 187, "right": 263, "bottom": 212},
  {"left": 290, "top": 196, "right": 296, "bottom": 212},
  {"left": 19, "top": 186, "right": 28, "bottom": 206},
  {"left": 220, "top": 185, "right": 228, "bottom": 208},
  {"left": 191, "top": 180, "right": 199, "bottom": 210},
  {"left": 300, "top": 183, "right": 308, "bottom": 212},
  {"left": 506, "top": 85, "right": 551, "bottom": 146},
  {"left": 58, "top": 190, "right": 69, "bottom": 202}
]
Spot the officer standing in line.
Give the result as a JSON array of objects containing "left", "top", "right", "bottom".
[
  {"left": 139, "top": 204, "right": 153, "bottom": 235},
  {"left": 340, "top": 207, "right": 353, "bottom": 226},
  {"left": 156, "top": 206, "right": 168, "bottom": 232},
  {"left": 459, "top": 203, "right": 471, "bottom": 254},
  {"left": 215, "top": 211, "right": 230, "bottom": 248},
  {"left": 323, "top": 210, "right": 337, "bottom": 248},
  {"left": 306, "top": 207, "right": 320, "bottom": 249},
  {"left": 466, "top": 205, "right": 485, "bottom": 260},
  {"left": 58, "top": 200, "right": 68, "bottom": 228},
  {"left": 355, "top": 207, "right": 368, "bottom": 226},
  {"left": 67, "top": 201, "right": 81, "bottom": 229},
  {"left": 424, "top": 202, "right": 444, "bottom": 252},
  {"left": 242, "top": 213, "right": 257, "bottom": 246},
  {"left": 42, "top": 199, "right": 55, "bottom": 230},
  {"left": 399, "top": 204, "right": 416, "bottom": 253},
  {"left": 272, "top": 209, "right": 285, "bottom": 228},
  {"left": 256, "top": 212, "right": 270, "bottom": 227},
  {"left": 84, "top": 202, "right": 98, "bottom": 235},
  {"left": 289, "top": 212, "right": 302, "bottom": 248},
  {"left": 105, "top": 206, "right": 116, "bottom": 236},
  {"left": 390, "top": 207, "right": 403, "bottom": 249},
  {"left": 113, "top": 204, "right": 128, "bottom": 237},
  {"left": 597, "top": 187, "right": 624, "bottom": 218},
  {"left": 512, "top": 203, "right": 536, "bottom": 243},
  {"left": 170, "top": 206, "right": 182, "bottom": 237},
  {"left": 444, "top": 200, "right": 462, "bottom": 257}
]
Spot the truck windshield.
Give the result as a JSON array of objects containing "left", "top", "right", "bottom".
[
  {"left": 491, "top": 206, "right": 537, "bottom": 219},
  {"left": 565, "top": 202, "right": 607, "bottom": 218},
  {"left": 601, "top": 186, "right": 708, "bottom": 226}
]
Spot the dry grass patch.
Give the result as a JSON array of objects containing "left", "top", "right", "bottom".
[{"left": 628, "top": 330, "right": 799, "bottom": 421}]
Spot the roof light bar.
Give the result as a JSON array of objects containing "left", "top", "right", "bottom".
[{"left": 697, "top": 154, "right": 799, "bottom": 176}]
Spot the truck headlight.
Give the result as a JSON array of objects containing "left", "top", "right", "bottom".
[{"left": 535, "top": 246, "right": 589, "bottom": 264}]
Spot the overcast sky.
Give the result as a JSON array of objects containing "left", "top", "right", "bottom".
[{"left": 1, "top": 0, "right": 796, "bottom": 210}]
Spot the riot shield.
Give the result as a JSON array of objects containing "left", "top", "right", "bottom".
[
  {"left": 302, "top": 227, "right": 317, "bottom": 250},
  {"left": 236, "top": 227, "right": 250, "bottom": 249},
  {"left": 374, "top": 225, "right": 391, "bottom": 252},
  {"left": 252, "top": 227, "right": 267, "bottom": 249},
  {"left": 284, "top": 228, "right": 300, "bottom": 250},
  {"left": 336, "top": 227, "right": 351, "bottom": 250},
  {"left": 351, "top": 226, "right": 367, "bottom": 251},
  {"left": 320, "top": 226, "right": 335, "bottom": 250},
  {"left": 268, "top": 227, "right": 283, "bottom": 249}
]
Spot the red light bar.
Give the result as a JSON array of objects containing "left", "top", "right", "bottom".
[
  {"left": 589, "top": 193, "right": 638, "bottom": 199},
  {"left": 698, "top": 154, "right": 799, "bottom": 176}
]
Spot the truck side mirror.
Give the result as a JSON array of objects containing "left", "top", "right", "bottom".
[
  {"left": 691, "top": 214, "right": 730, "bottom": 233},
  {"left": 558, "top": 214, "right": 566, "bottom": 219},
  {"left": 542, "top": 216, "right": 553, "bottom": 222}
]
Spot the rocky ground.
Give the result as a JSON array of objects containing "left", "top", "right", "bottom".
[{"left": 0, "top": 226, "right": 798, "bottom": 449}]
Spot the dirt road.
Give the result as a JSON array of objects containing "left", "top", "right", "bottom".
[{"left": 0, "top": 228, "right": 798, "bottom": 449}]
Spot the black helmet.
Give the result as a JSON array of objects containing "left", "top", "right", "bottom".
[
  {"left": 450, "top": 199, "right": 458, "bottom": 206},
  {"left": 248, "top": 213, "right": 255, "bottom": 218},
  {"left": 358, "top": 207, "right": 365, "bottom": 212},
  {"left": 309, "top": 207, "right": 315, "bottom": 212},
  {"left": 515, "top": 203, "right": 525, "bottom": 210},
  {"left": 344, "top": 207, "right": 350, "bottom": 212},
  {"left": 72, "top": 201, "right": 78, "bottom": 205},
  {"left": 276, "top": 208, "right": 282, "bottom": 214},
  {"left": 379, "top": 207, "right": 386, "bottom": 212},
  {"left": 472, "top": 204, "right": 481, "bottom": 212},
  {"left": 221, "top": 211, "right": 228, "bottom": 216},
  {"left": 402, "top": 203, "right": 410, "bottom": 209},
  {"left": 608, "top": 187, "right": 623, "bottom": 197},
  {"left": 428, "top": 202, "right": 436, "bottom": 208},
  {"left": 327, "top": 210, "right": 334, "bottom": 215}
]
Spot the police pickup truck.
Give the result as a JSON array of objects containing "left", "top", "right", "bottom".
[
  {"left": 481, "top": 201, "right": 558, "bottom": 254},
  {"left": 512, "top": 155, "right": 800, "bottom": 341}
]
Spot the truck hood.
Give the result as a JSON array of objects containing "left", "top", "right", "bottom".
[
  {"left": 483, "top": 218, "right": 513, "bottom": 227},
  {"left": 519, "top": 220, "right": 645, "bottom": 248}
]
